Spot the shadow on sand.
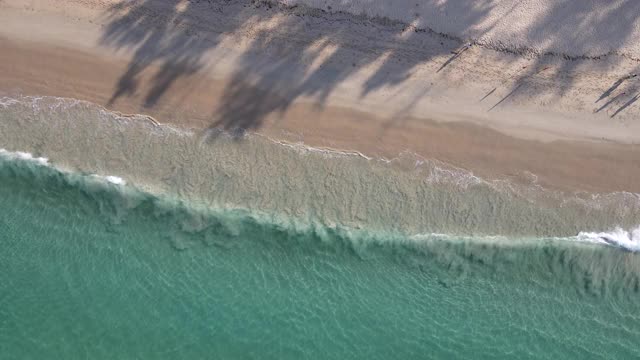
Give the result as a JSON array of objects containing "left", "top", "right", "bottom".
[
  {"left": 98, "top": 0, "right": 492, "bottom": 136},
  {"left": 99, "top": 0, "right": 640, "bottom": 136}
]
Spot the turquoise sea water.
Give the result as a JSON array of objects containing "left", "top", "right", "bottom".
[
  {"left": 2, "top": 142, "right": 640, "bottom": 359},
  {"left": 1, "top": 96, "right": 640, "bottom": 359}
]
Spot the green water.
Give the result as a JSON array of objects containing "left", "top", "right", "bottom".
[{"left": 2, "top": 148, "right": 640, "bottom": 359}]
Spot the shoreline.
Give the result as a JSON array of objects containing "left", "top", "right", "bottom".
[{"left": 2, "top": 0, "right": 640, "bottom": 194}]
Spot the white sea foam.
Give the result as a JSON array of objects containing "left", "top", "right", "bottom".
[
  {"left": 0, "top": 148, "right": 49, "bottom": 166},
  {"left": 424, "top": 164, "right": 484, "bottom": 189},
  {"left": 410, "top": 227, "right": 640, "bottom": 252},
  {"left": 1, "top": 95, "right": 193, "bottom": 137},
  {"left": 104, "top": 176, "right": 127, "bottom": 185},
  {"left": 0, "top": 147, "right": 129, "bottom": 188},
  {"left": 87, "top": 174, "right": 128, "bottom": 187},
  {"left": 255, "top": 133, "right": 376, "bottom": 161},
  {"left": 577, "top": 226, "right": 640, "bottom": 252},
  {"left": 0, "top": 97, "right": 20, "bottom": 108}
]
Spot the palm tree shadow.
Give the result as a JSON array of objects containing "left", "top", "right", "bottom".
[
  {"left": 610, "top": 94, "right": 640, "bottom": 118},
  {"left": 437, "top": 44, "right": 471, "bottom": 73},
  {"left": 489, "top": 84, "right": 522, "bottom": 111},
  {"left": 596, "top": 78, "right": 626, "bottom": 103},
  {"left": 594, "top": 92, "right": 626, "bottom": 113},
  {"left": 479, "top": 88, "right": 496, "bottom": 102},
  {"left": 97, "top": 0, "right": 640, "bottom": 136},
  {"left": 99, "top": 0, "right": 225, "bottom": 108},
  {"left": 99, "top": 0, "right": 498, "bottom": 135}
]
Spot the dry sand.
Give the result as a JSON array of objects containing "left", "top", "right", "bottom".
[{"left": 1, "top": 0, "right": 640, "bottom": 193}]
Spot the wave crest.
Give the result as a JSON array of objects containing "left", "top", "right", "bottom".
[{"left": 578, "top": 226, "right": 640, "bottom": 252}]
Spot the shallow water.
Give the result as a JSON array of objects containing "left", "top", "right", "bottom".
[
  {"left": 1, "top": 96, "right": 640, "bottom": 359},
  {"left": 1, "top": 96, "right": 638, "bottom": 237}
]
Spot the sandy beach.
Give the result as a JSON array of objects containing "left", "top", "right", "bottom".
[{"left": 2, "top": 0, "right": 640, "bottom": 193}]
